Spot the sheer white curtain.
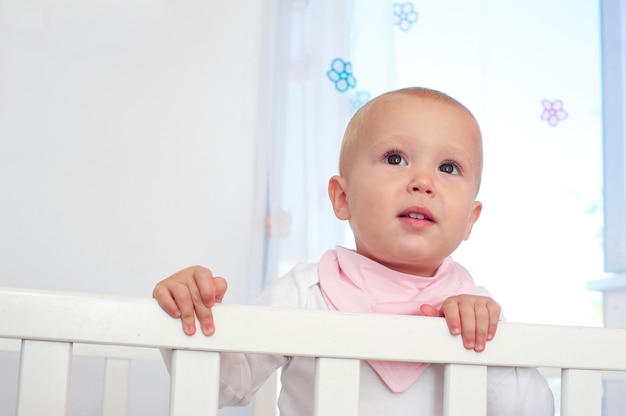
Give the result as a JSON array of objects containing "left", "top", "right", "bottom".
[
  {"left": 259, "top": 0, "right": 396, "bottom": 288},
  {"left": 254, "top": 0, "right": 605, "bottom": 328}
]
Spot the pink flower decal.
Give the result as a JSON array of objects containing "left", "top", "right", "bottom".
[
  {"left": 264, "top": 209, "right": 292, "bottom": 238},
  {"left": 541, "top": 99, "right": 568, "bottom": 126}
]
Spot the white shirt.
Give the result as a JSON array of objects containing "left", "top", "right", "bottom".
[{"left": 217, "top": 262, "right": 555, "bottom": 416}]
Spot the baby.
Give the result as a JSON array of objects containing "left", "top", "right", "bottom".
[{"left": 154, "top": 87, "right": 555, "bottom": 415}]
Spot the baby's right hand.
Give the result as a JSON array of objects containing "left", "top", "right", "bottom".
[{"left": 153, "top": 266, "right": 228, "bottom": 336}]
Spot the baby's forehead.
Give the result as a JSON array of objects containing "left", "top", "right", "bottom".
[
  {"left": 360, "top": 92, "right": 474, "bottom": 126},
  {"left": 347, "top": 93, "right": 482, "bottom": 151},
  {"left": 339, "top": 91, "right": 483, "bottom": 183}
]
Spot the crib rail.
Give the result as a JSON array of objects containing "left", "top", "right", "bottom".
[{"left": 1, "top": 286, "right": 626, "bottom": 415}]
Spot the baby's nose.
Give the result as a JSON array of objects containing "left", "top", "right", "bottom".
[
  {"left": 408, "top": 173, "right": 434, "bottom": 194},
  {"left": 411, "top": 185, "right": 433, "bottom": 194}
]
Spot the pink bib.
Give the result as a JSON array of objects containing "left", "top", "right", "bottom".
[{"left": 318, "top": 246, "right": 475, "bottom": 392}]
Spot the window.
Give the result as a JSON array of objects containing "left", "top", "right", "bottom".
[
  {"left": 352, "top": 1, "right": 605, "bottom": 326},
  {"left": 266, "top": 0, "right": 607, "bottom": 327}
]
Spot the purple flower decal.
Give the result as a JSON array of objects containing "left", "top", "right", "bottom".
[
  {"left": 541, "top": 99, "right": 568, "bottom": 126},
  {"left": 393, "top": 2, "right": 419, "bottom": 32}
]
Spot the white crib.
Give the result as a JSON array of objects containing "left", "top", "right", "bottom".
[{"left": 1, "top": 287, "right": 625, "bottom": 416}]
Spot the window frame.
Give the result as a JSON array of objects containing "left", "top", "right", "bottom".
[{"left": 600, "top": 0, "right": 626, "bottom": 275}]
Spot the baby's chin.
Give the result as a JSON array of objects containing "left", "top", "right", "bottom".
[
  {"left": 374, "top": 253, "right": 443, "bottom": 278},
  {"left": 353, "top": 240, "right": 446, "bottom": 276}
]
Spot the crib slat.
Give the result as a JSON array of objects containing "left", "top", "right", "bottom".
[
  {"left": 560, "top": 369, "right": 602, "bottom": 416},
  {"left": 169, "top": 349, "right": 220, "bottom": 416},
  {"left": 253, "top": 369, "right": 279, "bottom": 416},
  {"left": 314, "top": 357, "right": 360, "bottom": 416},
  {"left": 17, "top": 340, "right": 72, "bottom": 416},
  {"left": 443, "top": 364, "right": 487, "bottom": 416},
  {"left": 102, "top": 358, "right": 130, "bottom": 416}
]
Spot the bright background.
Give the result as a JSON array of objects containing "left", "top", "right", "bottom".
[
  {"left": 391, "top": 1, "right": 605, "bottom": 326},
  {"left": 0, "top": 1, "right": 615, "bottom": 415}
]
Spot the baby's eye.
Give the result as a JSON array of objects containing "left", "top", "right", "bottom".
[
  {"left": 439, "top": 162, "right": 460, "bottom": 175},
  {"left": 384, "top": 152, "right": 407, "bottom": 166}
]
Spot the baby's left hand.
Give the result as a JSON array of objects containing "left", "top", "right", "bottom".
[{"left": 420, "top": 295, "right": 501, "bottom": 352}]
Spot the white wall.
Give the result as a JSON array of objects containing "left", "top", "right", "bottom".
[
  {"left": 0, "top": 0, "right": 267, "bottom": 303},
  {"left": 0, "top": 2, "right": 267, "bottom": 414}
]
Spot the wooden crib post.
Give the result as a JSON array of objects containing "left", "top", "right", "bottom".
[
  {"left": 169, "top": 349, "right": 221, "bottom": 416},
  {"left": 314, "top": 357, "right": 360, "bottom": 416},
  {"left": 16, "top": 340, "right": 72, "bottom": 416},
  {"left": 443, "top": 364, "right": 487, "bottom": 416},
  {"left": 560, "top": 369, "right": 603, "bottom": 416}
]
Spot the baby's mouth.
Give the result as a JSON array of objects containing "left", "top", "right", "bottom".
[
  {"left": 400, "top": 211, "right": 434, "bottom": 222},
  {"left": 399, "top": 206, "right": 435, "bottom": 222}
]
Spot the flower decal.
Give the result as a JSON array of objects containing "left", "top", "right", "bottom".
[
  {"left": 327, "top": 58, "right": 357, "bottom": 92},
  {"left": 264, "top": 209, "right": 292, "bottom": 238},
  {"left": 351, "top": 90, "right": 371, "bottom": 113},
  {"left": 393, "top": 2, "right": 419, "bottom": 32},
  {"left": 541, "top": 99, "right": 568, "bottom": 126}
]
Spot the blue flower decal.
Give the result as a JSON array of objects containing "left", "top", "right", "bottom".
[
  {"left": 327, "top": 58, "right": 357, "bottom": 92},
  {"left": 351, "top": 90, "right": 371, "bottom": 113},
  {"left": 393, "top": 2, "right": 419, "bottom": 32}
]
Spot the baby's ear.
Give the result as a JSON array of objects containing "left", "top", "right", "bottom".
[
  {"left": 463, "top": 200, "right": 482, "bottom": 240},
  {"left": 328, "top": 176, "right": 351, "bottom": 220}
]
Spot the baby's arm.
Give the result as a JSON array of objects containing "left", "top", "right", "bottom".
[
  {"left": 153, "top": 266, "right": 228, "bottom": 336},
  {"left": 420, "top": 295, "right": 500, "bottom": 352}
]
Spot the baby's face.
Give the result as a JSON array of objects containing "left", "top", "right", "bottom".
[{"left": 335, "top": 94, "right": 483, "bottom": 276}]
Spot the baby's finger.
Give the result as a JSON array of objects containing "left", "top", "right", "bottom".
[
  {"left": 486, "top": 301, "right": 501, "bottom": 340},
  {"left": 152, "top": 285, "right": 181, "bottom": 318},
  {"left": 194, "top": 269, "right": 228, "bottom": 308},
  {"left": 419, "top": 304, "right": 442, "bottom": 318},
  {"left": 169, "top": 283, "right": 198, "bottom": 336},
  {"left": 213, "top": 277, "right": 228, "bottom": 303},
  {"left": 185, "top": 280, "right": 220, "bottom": 336},
  {"left": 440, "top": 300, "right": 462, "bottom": 336},
  {"left": 473, "top": 303, "right": 489, "bottom": 352},
  {"left": 193, "top": 267, "right": 218, "bottom": 307},
  {"left": 194, "top": 300, "right": 217, "bottom": 336},
  {"left": 456, "top": 301, "right": 477, "bottom": 350}
]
